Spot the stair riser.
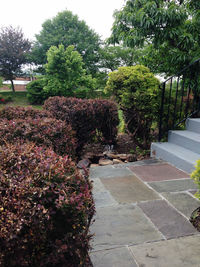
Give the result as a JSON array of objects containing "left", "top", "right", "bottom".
[
  {"left": 151, "top": 143, "right": 195, "bottom": 174},
  {"left": 186, "top": 119, "right": 200, "bottom": 133},
  {"left": 168, "top": 131, "right": 200, "bottom": 154}
]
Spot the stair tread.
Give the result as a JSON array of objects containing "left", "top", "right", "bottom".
[
  {"left": 152, "top": 142, "right": 200, "bottom": 163},
  {"left": 187, "top": 118, "right": 200, "bottom": 123},
  {"left": 169, "top": 130, "right": 200, "bottom": 140}
]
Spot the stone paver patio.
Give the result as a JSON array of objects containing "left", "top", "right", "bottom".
[{"left": 89, "top": 159, "right": 200, "bottom": 266}]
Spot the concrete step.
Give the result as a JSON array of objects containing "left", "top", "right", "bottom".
[
  {"left": 168, "top": 130, "right": 200, "bottom": 154},
  {"left": 151, "top": 142, "right": 200, "bottom": 174},
  {"left": 186, "top": 118, "right": 200, "bottom": 133}
]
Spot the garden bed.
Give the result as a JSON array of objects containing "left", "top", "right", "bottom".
[{"left": 80, "top": 133, "right": 150, "bottom": 167}]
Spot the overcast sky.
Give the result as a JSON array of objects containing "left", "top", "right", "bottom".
[{"left": 0, "top": 0, "right": 125, "bottom": 41}]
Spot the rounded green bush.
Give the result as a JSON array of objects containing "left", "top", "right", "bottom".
[
  {"left": 105, "top": 65, "right": 160, "bottom": 148},
  {"left": 191, "top": 160, "right": 200, "bottom": 200},
  {"left": 26, "top": 78, "right": 47, "bottom": 104}
]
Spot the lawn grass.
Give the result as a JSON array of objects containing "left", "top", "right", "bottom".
[{"left": 0, "top": 91, "right": 42, "bottom": 110}]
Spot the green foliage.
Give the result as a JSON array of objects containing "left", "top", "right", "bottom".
[
  {"left": 31, "top": 10, "right": 101, "bottom": 75},
  {"left": 0, "top": 142, "right": 95, "bottom": 266},
  {"left": 118, "top": 109, "right": 125, "bottom": 133},
  {"left": 99, "top": 45, "right": 137, "bottom": 72},
  {"left": 110, "top": 0, "right": 200, "bottom": 77},
  {"left": 0, "top": 94, "right": 12, "bottom": 104},
  {"left": 0, "top": 92, "right": 29, "bottom": 107},
  {"left": 44, "top": 45, "right": 95, "bottom": 97},
  {"left": 26, "top": 78, "right": 47, "bottom": 104},
  {"left": 105, "top": 65, "right": 160, "bottom": 148},
  {"left": 191, "top": 160, "right": 200, "bottom": 200},
  {"left": 0, "top": 77, "right": 3, "bottom": 87}
]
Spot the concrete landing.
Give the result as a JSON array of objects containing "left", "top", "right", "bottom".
[{"left": 89, "top": 159, "right": 200, "bottom": 267}]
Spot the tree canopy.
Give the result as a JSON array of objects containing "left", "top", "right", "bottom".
[
  {"left": 31, "top": 10, "right": 101, "bottom": 75},
  {"left": 99, "top": 45, "right": 139, "bottom": 72},
  {"left": 110, "top": 0, "right": 200, "bottom": 76},
  {"left": 0, "top": 26, "right": 31, "bottom": 91}
]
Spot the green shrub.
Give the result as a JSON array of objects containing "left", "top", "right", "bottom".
[
  {"left": 44, "top": 96, "right": 119, "bottom": 153},
  {"left": 0, "top": 142, "right": 95, "bottom": 266},
  {"left": 44, "top": 45, "right": 96, "bottom": 98},
  {"left": 0, "top": 106, "right": 51, "bottom": 120},
  {"left": 26, "top": 78, "right": 47, "bottom": 104},
  {"left": 0, "top": 94, "right": 12, "bottom": 104},
  {"left": 0, "top": 118, "right": 77, "bottom": 158},
  {"left": 73, "top": 87, "right": 95, "bottom": 99},
  {"left": 105, "top": 65, "right": 160, "bottom": 149},
  {"left": 191, "top": 160, "right": 200, "bottom": 200}
]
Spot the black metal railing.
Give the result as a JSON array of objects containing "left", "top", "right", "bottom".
[{"left": 158, "top": 58, "right": 200, "bottom": 141}]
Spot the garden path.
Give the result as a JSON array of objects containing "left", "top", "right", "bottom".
[{"left": 89, "top": 159, "right": 200, "bottom": 266}]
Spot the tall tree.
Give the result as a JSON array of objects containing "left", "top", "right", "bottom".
[
  {"left": 109, "top": 0, "right": 200, "bottom": 77},
  {"left": 99, "top": 45, "right": 139, "bottom": 72},
  {"left": 0, "top": 26, "right": 31, "bottom": 92},
  {"left": 31, "top": 10, "right": 101, "bottom": 75}
]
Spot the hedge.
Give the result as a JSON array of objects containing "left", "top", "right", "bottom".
[
  {"left": 44, "top": 96, "right": 119, "bottom": 153},
  {"left": 0, "top": 142, "right": 95, "bottom": 266},
  {"left": 0, "top": 118, "right": 77, "bottom": 157},
  {"left": 0, "top": 106, "right": 52, "bottom": 120}
]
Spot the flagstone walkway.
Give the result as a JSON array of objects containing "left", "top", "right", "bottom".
[{"left": 89, "top": 159, "right": 200, "bottom": 267}]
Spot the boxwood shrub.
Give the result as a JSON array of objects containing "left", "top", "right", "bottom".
[
  {"left": 0, "top": 142, "right": 95, "bottom": 267},
  {"left": 0, "top": 118, "right": 77, "bottom": 157}
]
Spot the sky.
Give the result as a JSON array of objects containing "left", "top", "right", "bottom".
[{"left": 0, "top": 0, "right": 125, "bottom": 41}]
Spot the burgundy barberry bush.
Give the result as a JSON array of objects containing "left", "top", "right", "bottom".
[
  {"left": 90, "top": 99, "right": 119, "bottom": 144},
  {"left": 0, "top": 106, "right": 52, "bottom": 120},
  {"left": 44, "top": 97, "right": 119, "bottom": 153},
  {"left": 0, "top": 118, "right": 77, "bottom": 157},
  {"left": 0, "top": 142, "right": 95, "bottom": 267}
]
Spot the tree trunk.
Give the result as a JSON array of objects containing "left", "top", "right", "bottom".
[{"left": 10, "top": 79, "right": 15, "bottom": 92}]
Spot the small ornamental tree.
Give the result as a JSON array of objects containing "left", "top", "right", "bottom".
[
  {"left": 44, "top": 44, "right": 95, "bottom": 97},
  {"left": 0, "top": 26, "right": 31, "bottom": 92},
  {"left": 105, "top": 65, "right": 160, "bottom": 149}
]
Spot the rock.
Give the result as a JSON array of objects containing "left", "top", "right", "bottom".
[
  {"left": 118, "top": 154, "right": 127, "bottom": 160},
  {"left": 105, "top": 153, "right": 119, "bottom": 159},
  {"left": 77, "top": 158, "right": 91, "bottom": 169},
  {"left": 113, "top": 159, "right": 123, "bottom": 164},
  {"left": 127, "top": 154, "right": 137, "bottom": 162},
  {"left": 90, "top": 164, "right": 99, "bottom": 168},
  {"left": 99, "top": 158, "right": 113, "bottom": 166}
]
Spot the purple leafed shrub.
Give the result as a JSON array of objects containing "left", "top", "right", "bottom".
[
  {"left": 44, "top": 96, "right": 119, "bottom": 153},
  {"left": 0, "top": 118, "right": 77, "bottom": 157},
  {"left": 0, "top": 106, "right": 52, "bottom": 120},
  {"left": 0, "top": 142, "right": 95, "bottom": 267},
  {"left": 91, "top": 99, "right": 119, "bottom": 144}
]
